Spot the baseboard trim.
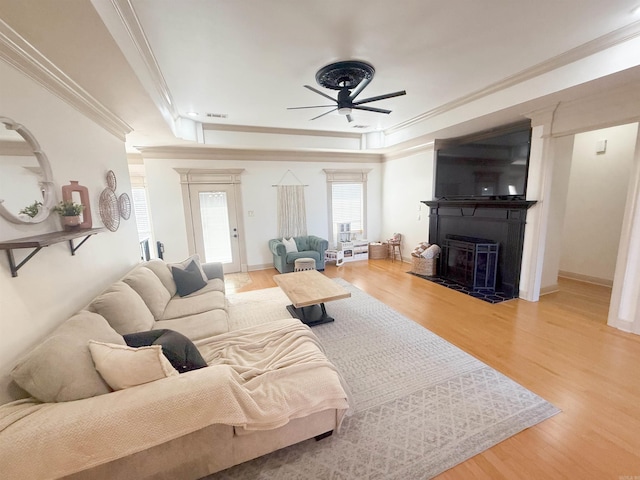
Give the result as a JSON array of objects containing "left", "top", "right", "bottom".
[
  {"left": 540, "top": 284, "right": 560, "bottom": 296},
  {"left": 558, "top": 271, "right": 613, "bottom": 287},
  {"left": 247, "top": 263, "right": 275, "bottom": 272}
]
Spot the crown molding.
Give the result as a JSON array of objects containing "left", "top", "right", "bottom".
[
  {"left": 109, "top": 0, "right": 179, "bottom": 120},
  {"left": 137, "top": 145, "right": 382, "bottom": 163},
  {"left": 382, "top": 140, "right": 435, "bottom": 162},
  {"left": 0, "top": 19, "right": 131, "bottom": 141},
  {"left": 203, "top": 122, "right": 362, "bottom": 139},
  {"left": 386, "top": 20, "right": 640, "bottom": 135}
]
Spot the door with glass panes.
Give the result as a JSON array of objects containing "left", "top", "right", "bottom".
[{"left": 188, "top": 184, "right": 241, "bottom": 273}]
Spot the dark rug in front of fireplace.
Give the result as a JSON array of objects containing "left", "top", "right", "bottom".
[{"left": 408, "top": 272, "right": 518, "bottom": 304}]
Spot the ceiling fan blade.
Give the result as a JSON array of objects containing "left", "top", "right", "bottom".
[
  {"left": 352, "top": 105, "right": 392, "bottom": 114},
  {"left": 304, "top": 85, "right": 337, "bottom": 103},
  {"left": 349, "top": 76, "right": 373, "bottom": 102},
  {"left": 287, "top": 105, "right": 335, "bottom": 110},
  {"left": 346, "top": 114, "right": 354, "bottom": 123},
  {"left": 310, "top": 108, "right": 337, "bottom": 121},
  {"left": 353, "top": 90, "right": 407, "bottom": 105}
]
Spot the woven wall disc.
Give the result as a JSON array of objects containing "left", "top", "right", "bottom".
[
  {"left": 99, "top": 188, "right": 119, "bottom": 232},
  {"left": 118, "top": 193, "right": 131, "bottom": 220},
  {"left": 106, "top": 170, "right": 117, "bottom": 191}
]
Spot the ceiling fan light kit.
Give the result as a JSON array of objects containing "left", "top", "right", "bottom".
[{"left": 288, "top": 60, "right": 406, "bottom": 123}]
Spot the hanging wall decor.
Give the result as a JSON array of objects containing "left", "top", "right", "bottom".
[
  {"left": 99, "top": 187, "right": 119, "bottom": 232},
  {"left": 118, "top": 193, "right": 131, "bottom": 220},
  {"left": 99, "top": 170, "right": 129, "bottom": 232}
]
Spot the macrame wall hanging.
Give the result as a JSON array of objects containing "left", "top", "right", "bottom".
[{"left": 273, "top": 170, "right": 308, "bottom": 238}]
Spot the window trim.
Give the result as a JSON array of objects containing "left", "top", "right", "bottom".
[{"left": 324, "top": 169, "right": 371, "bottom": 248}]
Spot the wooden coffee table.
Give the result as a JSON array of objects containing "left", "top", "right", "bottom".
[{"left": 273, "top": 270, "right": 351, "bottom": 326}]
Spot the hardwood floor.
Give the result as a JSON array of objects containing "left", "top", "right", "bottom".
[{"left": 235, "top": 260, "right": 640, "bottom": 479}]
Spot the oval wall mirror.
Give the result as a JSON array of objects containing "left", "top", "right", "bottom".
[{"left": 0, "top": 117, "right": 56, "bottom": 224}]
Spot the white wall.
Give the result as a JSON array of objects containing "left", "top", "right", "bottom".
[
  {"left": 0, "top": 60, "right": 140, "bottom": 400},
  {"left": 559, "top": 123, "right": 638, "bottom": 283},
  {"left": 143, "top": 158, "right": 382, "bottom": 268},
  {"left": 381, "top": 147, "right": 435, "bottom": 258}
]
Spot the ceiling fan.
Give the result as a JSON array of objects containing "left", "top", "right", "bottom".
[{"left": 288, "top": 60, "right": 406, "bottom": 123}]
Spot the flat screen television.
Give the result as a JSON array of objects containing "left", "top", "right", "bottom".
[{"left": 434, "top": 125, "right": 531, "bottom": 200}]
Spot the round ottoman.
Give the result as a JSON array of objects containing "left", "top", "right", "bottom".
[{"left": 294, "top": 257, "right": 316, "bottom": 271}]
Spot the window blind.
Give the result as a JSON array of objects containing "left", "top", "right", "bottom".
[{"left": 331, "top": 183, "right": 363, "bottom": 243}]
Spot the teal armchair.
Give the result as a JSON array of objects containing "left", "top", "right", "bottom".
[{"left": 268, "top": 235, "right": 328, "bottom": 273}]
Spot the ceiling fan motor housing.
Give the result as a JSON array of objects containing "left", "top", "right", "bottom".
[{"left": 315, "top": 60, "right": 375, "bottom": 91}]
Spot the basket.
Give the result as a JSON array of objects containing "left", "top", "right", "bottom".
[
  {"left": 369, "top": 243, "right": 388, "bottom": 260},
  {"left": 411, "top": 256, "right": 437, "bottom": 276}
]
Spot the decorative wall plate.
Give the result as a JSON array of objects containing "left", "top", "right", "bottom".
[
  {"left": 99, "top": 187, "right": 119, "bottom": 232},
  {"left": 118, "top": 192, "right": 131, "bottom": 220}
]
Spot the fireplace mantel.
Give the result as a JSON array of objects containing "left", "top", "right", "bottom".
[
  {"left": 421, "top": 198, "right": 537, "bottom": 297},
  {"left": 421, "top": 199, "right": 537, "bottom": 210}
]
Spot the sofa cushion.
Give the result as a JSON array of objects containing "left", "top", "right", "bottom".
[
  {"left": 123, "top": 329, "right": 207, "bottom": 373},
  {"left": 285, "top": 250, "right": 321, "bottom": 265},
  {"left": 162, "top": 289, "right": 227, "bottom": 320},
  {"left": 144, "top": 259, "right": 177, "bottom": 296},
  {"left": 187, "top": 277, "right": 225, "bottom": 296},
  {"left": 11, "top": 311, "right": 125, "bottom": 402},
  {"left": 295, "top": 236, "right": 309, "bottom": 251},
  {"left": 90, "top": 282, "right": 155, "bottom": 335},
  {"left": 282, "top": 237, "right": 298, "bottom": 253},
  {"left": 154, "top": 309, "right": 229, "bottom": 340},
  {"left": 123, "top": 266, "right": 172, "bottom": 319},
  {"left": 172, "top": 260, "right": 207, "bottom": 297},
  {"left": 88, "top": 341, "right": 178, "bottom": 390}
]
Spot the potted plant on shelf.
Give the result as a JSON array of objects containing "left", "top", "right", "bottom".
[{"left": 54, "top": 200, "right": 85, "bottom": 228}]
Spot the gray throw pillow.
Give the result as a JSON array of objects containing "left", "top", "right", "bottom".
[{"left": 171, "top": 260, "right": 207, "bottom": 296}]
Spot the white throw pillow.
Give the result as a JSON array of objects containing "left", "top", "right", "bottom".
[
  {"left": 88, "top": 341, "right": 179, "bottom": 390},
  {"left": 421, "top": 244, "right": 442, "bottom": 259},
  {"left": 282, "top": 237, "right": 298, "bottom": 253}
]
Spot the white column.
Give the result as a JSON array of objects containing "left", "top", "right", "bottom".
[
  {"left": 608, "top": 127, "right": 640, "bottom": 334},
  {"left": 519, "top": 106, "right": 558, "bottom": 301}
]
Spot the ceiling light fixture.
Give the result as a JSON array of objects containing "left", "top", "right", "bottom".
[
  {"left": 337, "top": 107, "right": 352, "bottom": 116},
  {"left": 186, "top": 111, "right": 198, "bottom": 117}
]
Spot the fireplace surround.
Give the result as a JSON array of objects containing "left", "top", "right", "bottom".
[{"left": 421, "top": 199, "right": 536, "bottom": 298}]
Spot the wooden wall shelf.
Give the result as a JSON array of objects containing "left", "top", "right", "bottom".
[{"left": 0, "top": 228, "right": 105, "bottom": 277}]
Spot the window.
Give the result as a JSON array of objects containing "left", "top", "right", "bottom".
[
  {"left": 131, "top": 186, "right": 154, "bottom": 259},
  {"left": 331, "top": 183, "right": 363, "bottom": 244},
  {"left": 324, "top": 169, "right": 371, "bottom": 247}
]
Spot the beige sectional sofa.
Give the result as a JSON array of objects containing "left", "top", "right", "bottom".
[{"left": 0, "top": 258, "right": 351, "bottom": 480}]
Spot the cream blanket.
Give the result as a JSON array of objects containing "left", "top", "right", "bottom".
[{"left": 0, "top": 319, "right": 351, "bottom": 480}]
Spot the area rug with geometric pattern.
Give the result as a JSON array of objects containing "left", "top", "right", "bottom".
[{"left": 206, "top": 279, "right": 560, "bottom": 479}]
